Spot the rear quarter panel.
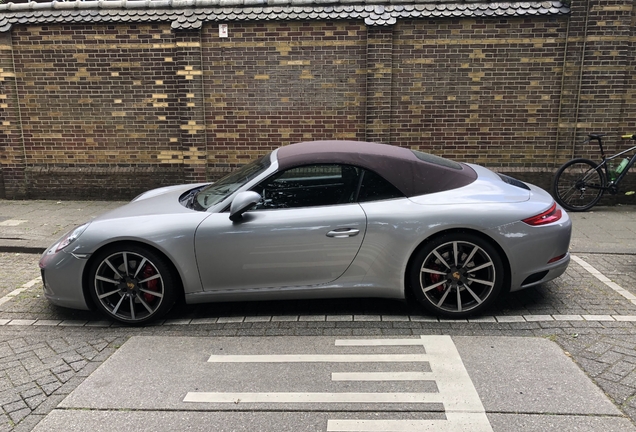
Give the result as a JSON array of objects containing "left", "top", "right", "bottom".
[{"left": 351, "top": 178, "right": 566, "bottom": 297}]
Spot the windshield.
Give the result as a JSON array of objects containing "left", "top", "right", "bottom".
[{"left": 195, "top": 155, "right": 271, "bottom": 210}]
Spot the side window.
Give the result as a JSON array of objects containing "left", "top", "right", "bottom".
[
  {"left": 357, "top": 169, "right": 404, "bottom": 202},
  {"left": 253, "top": 164, "right": 361, "bottom": 210}
]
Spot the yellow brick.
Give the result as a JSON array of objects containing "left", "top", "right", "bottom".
[
  {"left": 177, "top": 70, "right": 202, "bottom": 76},
  {"left": 281, "top": 60, "right": 310, "bottom": 66}
]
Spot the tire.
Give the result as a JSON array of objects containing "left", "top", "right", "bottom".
[
  {"left": 88, "top": 244, "right": 178, "bottom": 325},
  {"left": 410, "top": 233, "right": 504, "bottom": 318},
  {"left": 553, "top": 158, "right": 605, "bottom": 212}
]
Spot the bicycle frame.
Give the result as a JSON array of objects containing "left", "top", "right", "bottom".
[{"left": 588, "top": 136, "right": 636, "bottom": 189}]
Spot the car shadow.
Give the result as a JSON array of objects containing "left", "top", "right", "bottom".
[{"left": 31, "top": 285, "right": 556, "bottom": 326}]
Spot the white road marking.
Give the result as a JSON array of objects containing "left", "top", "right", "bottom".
[
  {"left": 332, "top": 372, "right": 431, "bottom": 381},
  {"left": 327, "top": 413, "right": 493, "bottom": 432},
  {"left": 188, "top": 335, "right": 493, "bottom": 432},
  {"left": 0, "top": 277, "right": 41, "bottom": 306},
  {"left": 325, "top": 336, "right": 492, "bottom": 431},
  {"left": 335, "top": 338, "right": 425, "bottom": 346},
  {"left": 183, "top": 392, "right": 441, "bottom": 404},
  {"left": 572, "top": 255, "right": 636, "bottom": 305},
  {"left": 417, "top": 336, "right": 488, "bottom": 414},
  {"left": 0, "top": 219, "right": 27, "bottom": 226},
  {"left": 207, "top": 354, "right": 428, "bottom": 363}
]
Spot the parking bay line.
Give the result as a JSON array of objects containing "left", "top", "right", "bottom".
[
  {"left": 0, "top": 277, "right": 41, "bottom": 307},
  {"left": 571, "top": 255, "right": 636, "bottom": 306}
]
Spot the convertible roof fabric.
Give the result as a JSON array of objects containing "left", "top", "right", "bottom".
[{"left": 276, "top": 141, "right": 477, "bottom": 198}]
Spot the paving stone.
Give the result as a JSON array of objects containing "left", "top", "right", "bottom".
[
  {"left": 31, "top": 394, "right": 65, "bottom": 416},
  {"left": 24, "top": 394, "right": 46, "bottom": 411},
  {"left": 3, "top": 399, "right": 27, "bottom": 414},
  {"left": 612, "top": 360, "right": 636, "bottom": 380},
  {"left": 0, "top": 413, "right": 11, "bottom": 432},
  {"left": 7, "top": 408, "right": 30, "bottom": 426},
  {"left": 40, "top": 382, "right": 62, "bottom": 396}
]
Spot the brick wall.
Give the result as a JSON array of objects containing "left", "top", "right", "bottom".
[
  {"left": 203, "top": 21, "right": 367, "bottom": 178},
  {"left": 9, "top": 23, "right": 186, "bottom": 198},
  {"left": 392, "top": 17, "right": 566, "bottom": 169},
  {"left": 0, "top": 0, "right": 634, "bottom": 199}
]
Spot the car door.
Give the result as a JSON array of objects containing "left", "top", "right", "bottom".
[{"left": 195, "top": 164, "right": 367, "bottom": 291}]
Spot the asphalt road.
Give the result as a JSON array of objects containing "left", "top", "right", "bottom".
[{"left": 1, "top": 203, "right": 636, "bottom": 430}]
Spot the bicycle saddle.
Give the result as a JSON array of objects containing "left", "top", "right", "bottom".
[{"left": 588, "top": 133, "right": 606, "bottom": 140}]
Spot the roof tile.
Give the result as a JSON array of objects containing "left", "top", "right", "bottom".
[{"left": 0, "top": 0, "right": 569, "bottom": 31}]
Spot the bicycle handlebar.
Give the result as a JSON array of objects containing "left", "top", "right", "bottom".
[{"left": 621, "top": 134, "right": 636, "bottom": 140}]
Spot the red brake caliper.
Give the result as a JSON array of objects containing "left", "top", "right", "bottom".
[
  {"left": 142, "top": 264, "right": 158, "bottom": 303},
  {"left": 429, "top": 264, "right": 446, "bottom": 292}
]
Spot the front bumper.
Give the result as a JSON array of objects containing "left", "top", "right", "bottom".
[{"left": 39, "top": 245, "right": 91, "bottom": 311}]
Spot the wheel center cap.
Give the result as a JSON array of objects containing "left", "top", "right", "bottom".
[
  {"left": 127, "top": 282, "right": 135, "bottom": 290},
  {"left": 452, "top": 271, "right": 461, "bottom": 280}
]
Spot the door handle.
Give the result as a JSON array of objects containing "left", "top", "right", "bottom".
[{"left": 326, "top": 228, "right": 360, "bottom": 238}]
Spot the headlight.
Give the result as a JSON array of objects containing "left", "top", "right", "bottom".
[{"left": 55, "top": 223, "right": 89, "bottom": 252}]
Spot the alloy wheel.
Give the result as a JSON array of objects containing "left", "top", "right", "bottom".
[
  {"left": 93, "top": 250, "right": 166, "bottom": 323},
  {"left": 418, "top": 240, "right": 498, "bottom": 315}
]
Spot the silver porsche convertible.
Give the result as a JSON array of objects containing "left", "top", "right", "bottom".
[{"left": 39, "top": 141, "right": 571, "bottom": 324}]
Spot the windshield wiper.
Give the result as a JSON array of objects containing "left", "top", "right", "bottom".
[
  {"left": 191, "top": 190, "right": 205, "bottom": 211},
  {"left": 181, "top": 187, "right": 205, "bottom": 211}
]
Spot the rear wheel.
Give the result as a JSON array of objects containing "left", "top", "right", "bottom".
[
  {"left": 88, "top": 244, "right": 177, "bottom": 325},
  {"left": 553, "top": 158, "right": 605, "bottom": 212},
  {"left": 410, "top": 233, "right": 504, "bottom": 318}
]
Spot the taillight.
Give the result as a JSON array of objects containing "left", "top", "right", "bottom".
[
  {"left": 548, "top": 253, "right": 567, "bottom": 264},
  {"left": 522, "top": 203, "right": 562, "bottom": 226}
]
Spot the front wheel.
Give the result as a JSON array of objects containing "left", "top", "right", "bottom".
[
  {"left": 410, "top": 233, "right": 504, "bottom": 318},
  {"left": 553, "top": 158, "right": 605, "bottom": 212},
  {"left": 88, "top": 244, "right": 178, "bottom": 325}
]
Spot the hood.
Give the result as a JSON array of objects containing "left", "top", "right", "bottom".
[{"left": 93, "top": 184, "right": 207, "bottom": 221}]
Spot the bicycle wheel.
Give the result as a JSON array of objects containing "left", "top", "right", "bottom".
[{"left": 553, "top": 158, "right": 605, "bottom": 212}]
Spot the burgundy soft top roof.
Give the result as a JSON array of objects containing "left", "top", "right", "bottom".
[{"left": 275, "top": 141, "right": 477, "bottom": 197}]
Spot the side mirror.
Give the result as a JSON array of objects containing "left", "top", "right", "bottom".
[{"left": 229, "top": 191, "right": 262, "bottom": 222}]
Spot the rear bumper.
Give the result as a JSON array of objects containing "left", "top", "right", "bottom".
[
  {"left": 490, "top": 209, "right": 572, "bottom": 292},
  {"left": 514, "top": 252, "right": 570, "bottom": 291}
]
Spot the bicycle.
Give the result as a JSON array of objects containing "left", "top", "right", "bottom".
[{"left": 553, "top": 133, "right": 636, "bottom": 212}]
